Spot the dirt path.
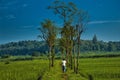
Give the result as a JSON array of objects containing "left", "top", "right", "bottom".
[
  {"left": 40, "top": 61, "right": 70, "bottom": 80},
  {"left": 61, "top": 73, "right": 68, "bottom": 80},
  {"left": 40, "top": 61, "right": 88, "bottom": 80}
]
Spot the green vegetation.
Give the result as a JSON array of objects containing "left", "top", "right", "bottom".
[
  {"left": 0, "top": 60, "right": 48, "bottom": 80},
  {"left": 0, "top": 0, "right": 120, "bottom": 80},
  {"left": 79, "top": 57, "right": 120, "bottom": 80},
  {"left": 0, "top": 56, "right": 120, "bottom": 80},
  {"left": 79, "top": 51, "right": 120, "bottom": 58},
  {"left": 0, "top": 40, "right": 120, "bottom": 56}
]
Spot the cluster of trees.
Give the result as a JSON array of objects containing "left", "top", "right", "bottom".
[
  {"left": 0, "top": 37, "right": 120, "bottom": 57},
  {"left": 0, "top": 40, "right": 49, "bottom": 56},
  {"left": 38, "top": 0, "right": 89, "bottom": 73},
  {"left": 81, "top": 35, "right": 120, "bottom": 52}
]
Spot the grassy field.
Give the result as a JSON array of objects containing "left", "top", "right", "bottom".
[
  {"left": 79, "top": 57, "right": 120, "bottom": 80},
  {"left": 0, "top": 60, "right": 48, "bottom": 80},
  {"left": 0, "top": 57, "right": 120, "bottom": 80}
]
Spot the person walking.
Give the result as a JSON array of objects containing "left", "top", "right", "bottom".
[{"left": 62, "top": 59, "right": 67, "bottom": 72}]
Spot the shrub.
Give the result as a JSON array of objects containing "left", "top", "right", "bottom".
[
  {"left": 1, "top": 54, "right": 11, "bottom": 59},
  {"left": 4, "top": 61, "right": 10, "bottom": 64}
]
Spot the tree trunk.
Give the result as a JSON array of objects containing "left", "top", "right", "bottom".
[
  {"left": 76, "top": 35, "right": 80, "bottom": 73},
  {"left": 70, "top": 49, "right": 73, "bottom": 69},
  {"left": 73, "top": 44, "right": 76, "bottom": 73},
  {"left": 51, "top": 46, "right": 54, "bottom": 67},
  {"left": 66, "top": 47, "right": 69, "bottom": 67},
  {"left": 51, "top": 55, "right": 54, "bottom": 67},
  {"left": 49, "top": 46, "right": 52, "bottom": 69}
]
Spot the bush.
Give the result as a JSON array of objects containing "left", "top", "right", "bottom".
[
  {"left": 32, "top": 52, "right": 40, "bottom": 57},
  {"left": 4, "top": 61, "right": 10, "bottom": 64},
  {"left": 13, "top": 57, "right": 33, "bottom": 61},
  {"left": 1, "top": 54, "right": 11, "bottom": 59}
]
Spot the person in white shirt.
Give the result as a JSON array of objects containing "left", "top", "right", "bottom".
[{"left": 62, "top": 59, "right": 67, "bottom": 72}]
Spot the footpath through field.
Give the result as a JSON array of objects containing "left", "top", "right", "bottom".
[{"left": 41, "top": 60, "right": 87, "bottom": 80}]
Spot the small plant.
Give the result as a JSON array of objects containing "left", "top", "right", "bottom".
[
  {"left": 32, "top": 52, "right": 40, "bottom": 57},
  {"left": 4, "top": 61, "right": 10, "bottom": 64}
]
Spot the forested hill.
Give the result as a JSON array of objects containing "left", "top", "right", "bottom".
[
  {"left": 0, "top": 40, "right": 48, "bottom": 56},
  {"left": 0, "top": 40, "right": 120, "bottom": 56}
]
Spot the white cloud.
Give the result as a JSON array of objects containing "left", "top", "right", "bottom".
[
  {"left": 0, "top": 0, "right": 29, "bottom": 10},
  {"left": 6, "top": 14, "right": 16, "bottom": 19},
  {"left": 0, "top": 1, "right": 18, "bottom": 10},
  {"left": 88, "top": 20, "right": 120, "bottom": 24}
]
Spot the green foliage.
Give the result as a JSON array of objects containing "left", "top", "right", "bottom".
[
  {"left": 1, "top": 54, "right": 11, "bottom": 59},
  {"left": 80, "top": 51, "right": 120, "bottom": 58},
  {"left": 48, "top": 0, "right": 78, "bottom": 25},
  {"left": 0, "top": 40, "right": 120, "bottom": 56},
  {"left": 0, "top": 40, "right": 48, "bottom": 56},
  {"left": 92, "top": 34, "right": 98, "bottom": 44},
  {"left": 4, "top": 61, "right": 10, "bottom": 64},
  {"left": 38, "top": 19, "right": 58, "bottom": 67},
  {"left": 32, "top": 51, "right": 40, "bottom": 57}
]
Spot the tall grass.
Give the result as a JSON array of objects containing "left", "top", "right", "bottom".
[
  {"left": 79, "top": 57, "right": 120, "bottom": 80},
  {"left": 0, "top": 60, "right": 48, "bottom": 80},
  {"left": 0, "top": 56, "right": 120, "bottom": 80}
]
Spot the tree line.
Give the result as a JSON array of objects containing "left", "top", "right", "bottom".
[{"left": 0, "top": 36, "right": 120, "bottom": 56}]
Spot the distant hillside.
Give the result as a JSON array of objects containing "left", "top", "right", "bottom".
[
  {"left": 0, "top": 40, "right": 48, "bottom": 56},
  {"left": 0, "top": 40, "right": 120, "bottom": 56}
]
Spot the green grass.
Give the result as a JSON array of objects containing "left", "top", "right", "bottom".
[
  {"left": 42, "top": 60, "right": 87, "bottom": 80},
  {"left": 42, "top": 57, "right": 120, "bottom": 80},
  {"left": 80, "top": 51, "right": 120, "bottom": 58},
  {"left": 0, "top": 56, "right": 120, "bottom": 80},
  {"left": 0, "top": 60, "right": 48, "bottom": 80},
  {"left": 79, "top": 57, "right": 120, "bottom": 80}
]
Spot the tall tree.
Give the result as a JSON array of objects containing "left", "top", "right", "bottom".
[
  {"left": 48, "top": 0, "right": 78, "bottom": 69},
  {"left": 48, "top": 0, "right": 89, "bottom": 73},
  {"left": 108, "top": 41, "right": 116, "bottom": 51},
  {"left": 92, "top": 34, "right": 97, "bottom": 44},
  {"left": 92, "top": 34, "right": 100, "bottom": 51},
  {"left": 48, "top": 0, "right": 78, "bottom": 25},
  {"left": 74, "top": 10, "right": 89, "bottom": 73},
  {"left": 38, "top": 19, "right": 57, "bottom": 68}
]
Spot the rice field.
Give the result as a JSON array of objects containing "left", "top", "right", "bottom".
[
  {"left": 0, "top": 57, "right": 120, "bottom": 80},
  {"left": 0, "top": 60, "right": 48, "bottom": 80},
  {"left": 79, "top": 57, "right": 120, "bottom": 80}
]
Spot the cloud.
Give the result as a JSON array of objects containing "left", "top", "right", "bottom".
[
  {"left": 6, "top": 1, "right": 18, "bottom": 6},
  {"left": 6, "top": 14, "right": 16, "bottom": 19},
  {"left": 0, "top": 0, "right": 18, "bottom": 6},
  {"left": 88, "top": 20, "right": 120, "bottom": 24},
  {"left": 0, "top": 0, "right": 28, "bottom": 10},
  {"left": 22, "top": 4, "right": 28, "bottom": 7},
  {"left": 0, "top": 1, "right": 17, "bottom": 10}
]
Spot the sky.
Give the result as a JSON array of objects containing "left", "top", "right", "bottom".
[{"left": 0, "top": 0, "right": 120, "bottom": 44}]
